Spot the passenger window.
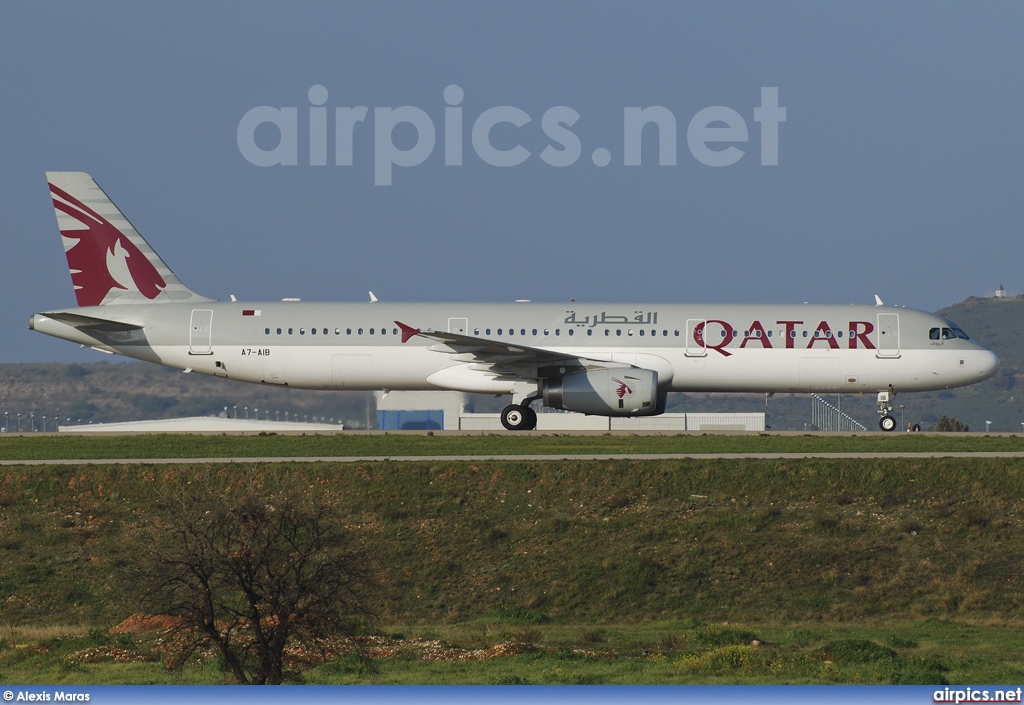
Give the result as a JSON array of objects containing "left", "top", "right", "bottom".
[
  {"left": 288, "top": 328, "right": 293, "bottom": 335},
  {"left": 277, "top": 328, "right": 282, "bottom": 335},
  {"left": 369, "top": 328, "right": 375, "bottom": 335},
  {"left": 587, "top": 329, "right": 593, "bottom": 336},
  {"left": 300, "top": 328, "right": 305, "bottom": 335},
  {"left": 604, "top": 329, "right": 610, "bottom": 336},
  {"left": 358, "top": 328, "right": 363, "bottom": 335},
  {"left": 568, "top": 329, "right": 574, "bottom": 336},
  {"left": 311, "top": 328, "right": 316, "bottom": 335},
  {"left": 497, "top": 328, "right": 503, "bottom": 335}
]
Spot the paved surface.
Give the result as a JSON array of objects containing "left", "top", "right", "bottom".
[{"left": 3, "top": 452, "right": 1024, "bottom": 465}]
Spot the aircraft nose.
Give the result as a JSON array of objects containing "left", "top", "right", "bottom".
[{"left": 977, "top": 348, "right": 1000, "bottom": 381}]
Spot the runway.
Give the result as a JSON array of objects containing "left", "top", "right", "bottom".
[{"left": 3, "top": 452, "right": 1024, "bottom": 465}]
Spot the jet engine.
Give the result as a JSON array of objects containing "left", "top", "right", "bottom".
[{"left": 542, "top": 368, "right": 659, "bottom": 416}]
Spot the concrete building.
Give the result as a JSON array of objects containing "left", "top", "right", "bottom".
[{"left": 376, "top": 391, "right": 764, "bottom": 431}]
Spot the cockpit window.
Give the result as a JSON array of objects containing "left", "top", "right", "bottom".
[{"left": 931, "top": 326, "right": 971, "bottom": 341}]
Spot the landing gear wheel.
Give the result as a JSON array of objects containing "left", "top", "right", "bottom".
[
  {"left": 879, "top": 415, "right": 896, "bottom": 432},
  {"left": 501, "top": 404, "right": 537, "bottom": 431}
]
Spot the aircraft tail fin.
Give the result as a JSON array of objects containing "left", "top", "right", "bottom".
[{"left": 46, "top": 171, "right": 213, "bottom": 306}]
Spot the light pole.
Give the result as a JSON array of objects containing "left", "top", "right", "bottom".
[
  {"left": 899, "top": 404, "right": 905, "bottom": 431},
  {"left": 4, "top": 411, "right": 7, "bottom": 432},
  {"left": 30, "top": 413, "right": 35, "bottom": 432},
  {"left": 17, "top": 413, "right": 22, "bottom": 432}
]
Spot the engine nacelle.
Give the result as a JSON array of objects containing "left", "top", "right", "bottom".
[{"left": 542, "top": 368, "right": 659, "bottom": 416}]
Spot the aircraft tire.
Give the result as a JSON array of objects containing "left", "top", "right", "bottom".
[
  {"left": 879, "top": 415, "right": 896, "bottom": 432},
  {"left": 501, "top": 404, "right": 536, "bottom": 431}
]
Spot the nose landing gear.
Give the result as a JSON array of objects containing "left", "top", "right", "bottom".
[{"left": 877, "top": 390, "right": 896, "bottom": 432}]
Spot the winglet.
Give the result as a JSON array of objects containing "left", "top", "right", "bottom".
[
  {"left": 395, "top": 321, "right": 420, "bottom": 343},
  {"left": 874, "top": 295, "right": 884, "bottom": 306}
]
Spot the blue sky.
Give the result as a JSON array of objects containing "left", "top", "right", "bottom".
[{"left": 2, "top": 1, "right": 1022, "bottom": 362}]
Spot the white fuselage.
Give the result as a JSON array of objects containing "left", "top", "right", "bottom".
[{"left": 31, "top": 301, "right": 999, "bottom": 397}]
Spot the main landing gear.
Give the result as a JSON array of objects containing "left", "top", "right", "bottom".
[
  {"left": 877, "top": 390, "right": 896, "bottom": 432},
  {"left": 500, "top": 395, "right": 541, "bottom": 431}
]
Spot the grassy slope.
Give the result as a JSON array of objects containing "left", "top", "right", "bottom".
[
  {"left": 2, "top": 457, "right": 1024, "bottom": 683},
  {"left": 2, "top": 459, "right": 1023, "bottom": 626}
]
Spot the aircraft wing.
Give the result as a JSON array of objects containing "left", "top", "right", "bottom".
[{"left": 395, "top": 320, "right": 625, "bottom": 379}]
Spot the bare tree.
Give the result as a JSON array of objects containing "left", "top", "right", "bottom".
[{"left": 126, "top": 472, "right": 375, "bottom": 684}]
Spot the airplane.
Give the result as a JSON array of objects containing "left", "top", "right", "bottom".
[{"left": 30, "top": 171, "right": 999, "bottom": 432}]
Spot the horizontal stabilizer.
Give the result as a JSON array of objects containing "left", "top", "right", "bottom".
[{"left": 38, "top": 311, "right": 144, "bottom": 332}]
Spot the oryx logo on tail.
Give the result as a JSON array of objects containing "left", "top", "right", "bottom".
[{"left": 49, "top": 183, "right": 166, "bottom": 306}]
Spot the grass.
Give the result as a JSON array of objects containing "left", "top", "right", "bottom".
[
  {"left": 2, "top": 456, "right": 1023, "bottom": 683},
  {"left": 2, "top": 619, "right": 1023, "bottom": 684},
  {"left": 2, "top": 431, "right": 1024, "bottom": 460}
]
